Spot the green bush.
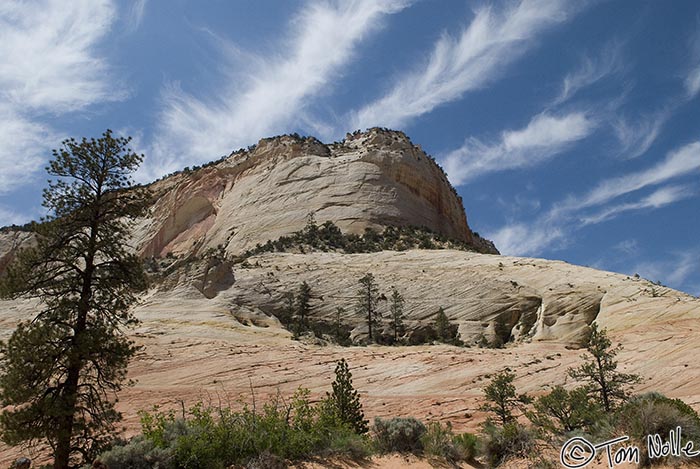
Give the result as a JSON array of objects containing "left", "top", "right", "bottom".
[
  {"left": 372, "top": 417, "right": 426, "bottom": 454},
  {"left": 527, "top": 385, "right": 603, "bottom": 436},
  {"left": 452, "top": 432, "right": 478, "bottom": 461},
  {"left": 616, "top": 393, "right": 700, "bottom": 465},
  {"left": 103, "top": 387, "right": 366, "bottom": 468},
  {"left": 481, "top": 422, "right": 538, "bottom": 467},
  {"left": 95, "top": 437, "right": 175, "bottom": 469},
  {"left": 420, "top": 421, "right": 461, "bottom": 462}
]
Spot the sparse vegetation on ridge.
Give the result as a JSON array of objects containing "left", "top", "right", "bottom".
[{"left": 242, "top": 217, "right": 484, "bottom": 257}]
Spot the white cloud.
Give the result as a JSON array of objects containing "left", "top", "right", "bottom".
[
  {"left": 554, "top": 140, "right": 700, "bottom": 217},
  {"left": 0, "top": 204, "right": 34, "bottom": 228},
  {"left": 613, "top": 239, "right": 638, "bottom": 255},
  {"left": 630, "top": 251, "right": 699, "bottom": 290},
  {"left": 0, "top": 105, "right": 59, "bottom": 194},
  {"left": 145, "top": 0, "right": 411, "bottom": 181},
  {"left": 488, "top": 141, "right": 700, "bottom": 256},
  {"left": 442, "top": 112, "right": 595, "bottom": 185},
  {"left": 686, "top": 27, "right": 700, "bottom": 99},
  {"left": 686, "top": 66, "right": 700, "bottom": 99},
  {"left": 552, "top": 41, "right": 622, "bottom": 105},
  {"left": 611, "top": 111, "right": 668, "bottom": 160},
  {"left": 0, "top": 0, "right": 121, "bottom": 193},
  {"left": 0, "top": 0, "right": 121, "bottom": 113},
  {"left": 351, "top": 0, "right": 580, "bottom": 130},
  {"left": 124, "top": 0, "right": 148, "bottom": 34},
  {"left": 580, "top": 185, "right": 694, "bottom": 225},
  {"left": 488, "top": 222, "right": 565, "bottom": 257}
]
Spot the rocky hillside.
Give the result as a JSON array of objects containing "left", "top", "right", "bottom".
[
  {"left": 134, "top": 127, "right": 498, "bottom": 258},
  {"left": 2, "top": 128, "right": 700, "bottom": 466},
  {"left": 1, "top": 127, "right": 698, "bottom": 349}
]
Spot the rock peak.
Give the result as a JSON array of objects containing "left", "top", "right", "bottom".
[{"left": 135, "top": 129, "right": 498, "bottom": 258}]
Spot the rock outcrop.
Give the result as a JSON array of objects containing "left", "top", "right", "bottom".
[
  {"left": 136, "top": 128, "right": 497, "bottom": 258},
  {"left": 0, "top": 230, "right": 35, "bottom": 275},
  {"left": 154, "top": 250, "right": 700, "bottom": 347}
]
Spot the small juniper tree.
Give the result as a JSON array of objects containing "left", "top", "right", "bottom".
[
  {"left": 481, "top": 370, "right": 531, "bottom": 426},
  {"left": 325, "top": 359, "right": 368, "bottom": 434},
  {"left": 388, "top": 288, "right": 405, "bottom": 343},
  {"left": 527, "top": 386, "right": 601, "bottom": 434},
  {"left": 357, "top": 273, "right": 381, "bottom": 342},
  {"left": 568, "top": 323, "right": 641, "bottom": 412}
]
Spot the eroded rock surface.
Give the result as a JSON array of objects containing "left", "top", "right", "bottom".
[{"left": 135, "top": 128, "right": 497, "bottom": 258}]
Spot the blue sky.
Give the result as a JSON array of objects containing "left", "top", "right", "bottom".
[{"left": 0, "top": 0, "right": 699, "bottom": 294}]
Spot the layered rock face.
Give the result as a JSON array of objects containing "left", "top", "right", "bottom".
[
  {"left": 0, "top": 230, "right": 35, "bottom": 275},
  {"left": 136, "top": 128, "right": 497, "bottom": 258},
  {"left": 157, "top": 250, "right": 700, "bottom": 347}
]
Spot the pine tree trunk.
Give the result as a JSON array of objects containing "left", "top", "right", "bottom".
[{"left": 54, "top": 213, "right": 99, "bottom": 468}]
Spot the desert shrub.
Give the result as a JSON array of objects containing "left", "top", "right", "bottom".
[
  {"left": 372, "top": 417, "right": 426, "bottom": 454},
  {"left": 420, "top": 421, "right": 461, "bottom": 462},
  {"left": 114, "top": 387, "right": 365, "bottom": 468},
  {"left": 95, "top": 437, "right": 175, "bottom": 469},
  {"left": 244, "top": 451, "right": 287, "bottom": 469},
  {"left": 481, "top": 422, "right": 538, "bottom": 467},
  {"left": 527, "top": 385, "right": 603, "bottom": 436},
  {"left": 615, "top": 393, "right": 700, "bottom": 465},
  {"left": 452, "top": 432, "right": 478, "bottom": 461},
  {"left": 320, "top": 430, "right": 372, "bottom": 460}
]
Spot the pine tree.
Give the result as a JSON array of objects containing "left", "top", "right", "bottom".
[
  {"left": 356, "top": 273, "right": 381, "bottom": 342},
  {"left": 433, "top": 307, "right": 461, "bottom": 345},
  {"left": 280, "top": 291, "right": 295, "bottom": 328},
  {"left": 0, "top": 130, "right": 149, "bottom": 468},
  {"left": 568, "top": 323, "right": 641, "bottom": 412},
  {"left": 325, "top": 359, "right": 368, "bottom": 434},
  {"left": 434, "top": 307, "right": 450, "bottom": 341},
  {"left": 388, "top": 287, "right": 405, "bottom": 343},
  {"left": 295, "top": 281, "right": 312, "bottom": 332},
  {"left": 334, "top": 306, "right": 345, "bottom": 344},
  {"left": 480, "top": 370, "right": 531, "bottom": 426}
]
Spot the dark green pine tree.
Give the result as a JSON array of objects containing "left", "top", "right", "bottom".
[
  {"left": 388, "top": 287, "right": 405, "bottom": 343},
  {"left": 568, "top": 323, "right": 641, "bottom": 412},
  {"left": 433, "top": 306, "right": 461, "bottom": 344},
  {"left": 326, "top": 359, "right": 368, "bottom": 434},
  {"left": 295, "top": 281, "right": 312, "bottom": 332},
  {"left": 480, "top": 370, "right": 531, "bottom": 427},
  {"left": 357, "top": 273, "right": 381, "bottom": 342},
  {"left": 0, "top": 130, "right": 149, "bottom": 469}
]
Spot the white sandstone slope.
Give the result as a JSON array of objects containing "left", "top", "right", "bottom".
[{"left": 134, "top": 128, "right": 497, "bottom": 258}]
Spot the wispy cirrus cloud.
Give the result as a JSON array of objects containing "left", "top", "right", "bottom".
[
  {"left": 554, "top": 140, "right": 700, "bottom": 215},
  {"left": 488, "top": 222, "right": 566, "bottom": 258},
  {"left": 351, "top": 0, "right": 582, "bottom": 130},
  {"left": 685, "top": 26, "right": 700, "bottom": 99},
  {"left": 0, "top": 0, "right": 121, "bottom": 199},
  {"left": 146, "top": 0, "right": 411, "bottom": 180},
  {"left": 0, "top": 0, "right": 121, "bottom": 113},
  {"left": 630, "top": 250, "right": 700, "bottom": 291},
  {"left": 687, "top": 67, "right": 700, "bottom": 99},
  {"left": 552, "top": 41, "right": 623, "bottom": 106},
  {"left": 611, "top": 111, "right": 669, "bottom": 160},
  {"left": 580, "top": 184, "right": 694, "bottom": 225},
  {"left": 124, "top": 0, "right": 148, "bottom": 34},
  {"left": 488, "top": 140, "right": 700, "bottom": 256},
  {"left": 442, "top": 111, "right": 595, "bottom": 185}
]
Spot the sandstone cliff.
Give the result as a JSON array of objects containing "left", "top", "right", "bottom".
[{"left": 135, "top": 128, "right": 497, "bottom": 258}]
